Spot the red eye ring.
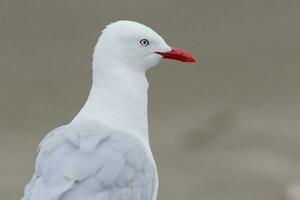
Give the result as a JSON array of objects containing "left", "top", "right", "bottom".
[{"left": 140, "top": 39, "right": 149, "bottom": 46}]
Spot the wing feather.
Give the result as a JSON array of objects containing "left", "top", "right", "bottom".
[{"left": 23, "top": 124, "right": 157, "bottom": 200}]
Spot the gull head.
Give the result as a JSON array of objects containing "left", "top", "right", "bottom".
[{"left": 93, "top": 20, "right": 196, "bottom": 71}]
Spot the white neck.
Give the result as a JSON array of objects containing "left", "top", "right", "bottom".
[{"left": 71, "top": 56, "right": 149, "bottom": 143}]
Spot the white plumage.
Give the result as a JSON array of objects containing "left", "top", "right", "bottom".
[
  {"left": 22, "top": 20, "right": 196, "bottom": 200},
  {"left": 23, "top": 122, "right": 157, "bottom": 200}
]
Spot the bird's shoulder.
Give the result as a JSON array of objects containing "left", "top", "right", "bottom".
[
  {"left": 36, "top": 121, "right": 156, "bottom": 185},
  {"left": 25, "top": 121, "right": 157, "bottom": 200}
]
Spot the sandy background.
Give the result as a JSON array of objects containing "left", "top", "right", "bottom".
[{"left": 1, "top": 0, "right": 300, "bottom": 199}]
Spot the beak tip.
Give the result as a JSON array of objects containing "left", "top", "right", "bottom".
[
  {"left": 183, "top": 55, "right": 197, "bottom": 63},
  {"left": 189, "top": 57, "right": 197, "bottom": 63}
]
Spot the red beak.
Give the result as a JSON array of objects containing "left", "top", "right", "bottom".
[{"left": 156, "top": 47, "right": 197, "bottom": 63}]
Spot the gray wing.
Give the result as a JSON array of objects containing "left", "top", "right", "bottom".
[{"left": 23, "top": 125, "right": 157, "bottom": 200}]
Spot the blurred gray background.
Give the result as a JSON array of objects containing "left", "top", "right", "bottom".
[{"left": 1, "top": 0, "right": 300, "bottom": 199}]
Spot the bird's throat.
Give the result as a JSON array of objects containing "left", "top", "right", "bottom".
[{"left": 72, "top": 63, "right": 150, "bottom": 143}]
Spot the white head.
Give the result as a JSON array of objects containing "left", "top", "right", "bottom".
[
  {"left": 93, "top": 20, "right": 196, "bottom": 72},
  {"left": 73, "top": 21, "right": 196, "bottom": 140}
]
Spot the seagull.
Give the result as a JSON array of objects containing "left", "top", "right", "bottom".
[{"left": 22, "top": 20, "right": 196, "bottom": 200}]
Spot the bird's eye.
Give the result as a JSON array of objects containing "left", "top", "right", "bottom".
[{"left": 139, "top": 39, "right": 150, "bottom": 46}]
